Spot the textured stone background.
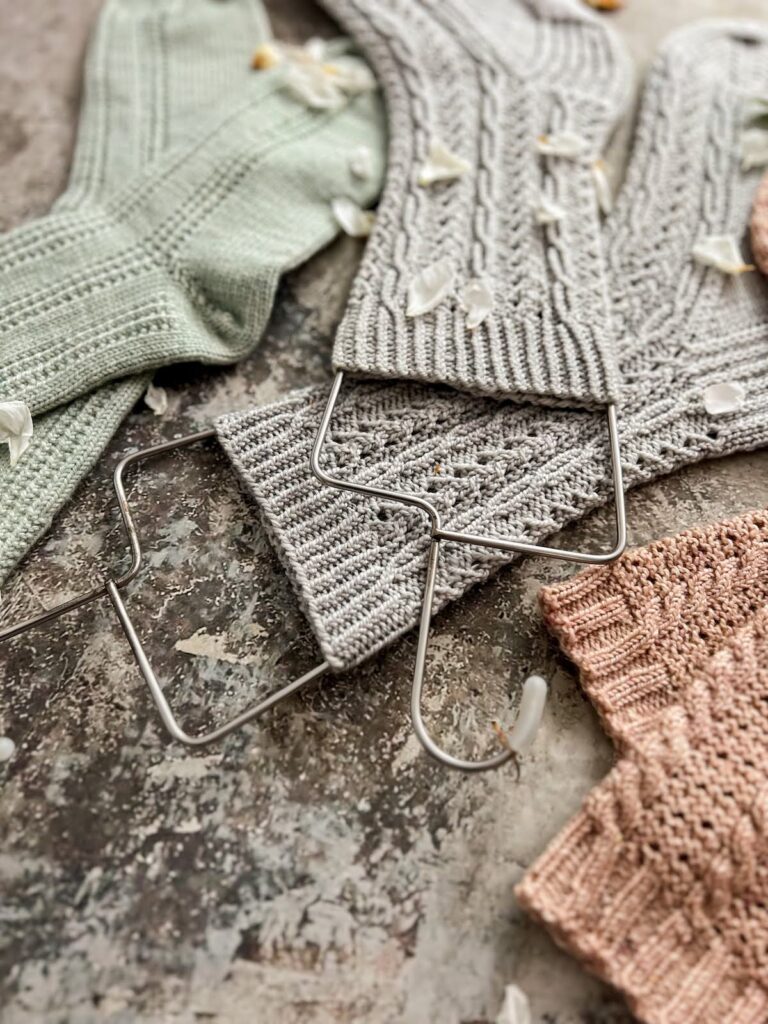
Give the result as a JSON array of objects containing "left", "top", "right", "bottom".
[{"left": 1, "top": 1, "right": 768, "bottom": 1022}]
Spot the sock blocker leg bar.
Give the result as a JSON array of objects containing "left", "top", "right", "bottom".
[
  {"left": 0, "top": 422, "right": 554, "bottom": 768},
  {"left": 310, "top": 370, "right": 627, "bottom": 772},
  {"left": 0, "top": 431, "right": 331, "bottom": 746}
]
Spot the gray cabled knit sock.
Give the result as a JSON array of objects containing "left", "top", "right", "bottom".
[
  {"left": 322, "top": 0, "right": 631, "bottom": 409},
  {"left": 215, "top": 20, "right": 768, "bottom": 671}
]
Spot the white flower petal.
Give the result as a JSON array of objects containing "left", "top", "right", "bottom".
[
  {"left": 740, "top": 127, "right": 768, "bottom": 171},
  {"left": 331, "top": 197, "right": 375, "bottom": 237},
  {"left": 327, "top": 55, "right": 377, "bottom": 95},
  {"left": 460, "top": 277, "right": 494, "bottom": 329},
  {"left": 418, "top": 140, "right": 471, "bottom": 186},
  {"left": 534, "top": 194, "right": 566, "bottom": 225},
  {"left": 692, "top": 235, "right": 755, "bottom": 275},
  {"left": 144, "top": 382, "right": 169, "bottom": 416},
  {"left": 282, "top": 61, "right": 347, "bottom": 110},
  {"left": 703, "top": 381, "right": 746, "bottom": 416},
  {"left": 303, "top": 37, "right": 327, "bottom": 62},
  {"left": 406, "top": 259, "right": 454, "bottom": 317},
  {"left": 0, "top": 400, "right": 33, "bottom": 467},
  {"left": 349, "top": 144, "right": 373, "bottom": 181},
  {"left": 0, "top": 736, "right": 16, "bottom": 762},
  {"left": 535, "top": 131, "right": 589, "bottom": 160},
  {"left": 495, "top": 983, "right": 532, "bottom": 1024},
  {"left": 592, "top": 159, "right": 612, "bottom": 214}
]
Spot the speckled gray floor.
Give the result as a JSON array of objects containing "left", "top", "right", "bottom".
[{"left": 1, "top": 1, "right": 768, "bottom": 1022}]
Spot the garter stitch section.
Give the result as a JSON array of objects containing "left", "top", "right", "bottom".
[
  {"left": 540, "top": 510, "right": 768, "bottom": 749},
  {"left": 321, "top": 0, "right": 631, "bottom": 409},
  {"left": 516, "top": 610, "right": 768, "bottom": 1024},
  {"left": 216, "top": 20, "right": 768, "bottom": 672}
]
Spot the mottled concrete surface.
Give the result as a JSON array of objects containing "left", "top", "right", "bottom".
[{"left": 1, "top": 1, "right": 768, "bottom": 1022}]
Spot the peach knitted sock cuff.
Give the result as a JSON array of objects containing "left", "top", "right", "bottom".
[
  {"left": 516, "top": 609, "right": 768, "bottom": 1024},
  {"left": 539, "top": 509, "right": 768, "bottom": 748}
]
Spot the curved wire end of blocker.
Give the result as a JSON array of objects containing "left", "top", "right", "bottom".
[{"left": 411, "top": 538, "right": 548, "bottom": 772}]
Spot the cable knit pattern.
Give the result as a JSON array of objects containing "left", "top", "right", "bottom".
[
  {"left": 216, "top": 20, "right": 768, "bottom": 672},
  {"left": 540, "top": 510, "right": 768, "bottom": 749},
  {"left": 0, "top": 0, "right": 386, "bottom": 584},
  {"left": 516, "top": 610, "right": 768, "bottom": 1024},
  {"left": 322, "top": 0, "right": 630, "bottom": 409}
]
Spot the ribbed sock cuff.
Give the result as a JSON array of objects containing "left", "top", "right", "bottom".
[
  {"left": 322, "top": 0, "right": 629, "bottom": 409},
  {"left": 539, "top": 510, "right": 768, "bottom": 747}
]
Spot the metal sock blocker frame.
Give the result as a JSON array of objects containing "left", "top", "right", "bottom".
[
  {"left": 309, "top": 371, "right": 627, "bottom": 773},
  {"left": 0, "top": 374, "right": 625, "bottom": 772}
]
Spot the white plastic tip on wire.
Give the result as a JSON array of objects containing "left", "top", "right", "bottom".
[{"left": 506, "top": 675, "right": 548, "bottom": 755}]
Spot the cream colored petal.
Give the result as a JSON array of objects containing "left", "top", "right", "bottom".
[
  {"left": 591, "top": 159, "right": 612, "bottom": 214},
  {"left": 535, "top": 131, "right": 589, "bottom": 160},
  {"left": 495, "top": 983, "right": 533, "bottom": 1024},
  {"left": 460, "top": 277, "right": 494, "bottom": 329},
  {"left": 692, "top": 235, "right": 754, "bottom": 275},
  {"left": 702, "top": 381, "right": 746, "bottom": 416},
  {"left": 331, "top": 197, "right": 375, "bottom": 237},
  {"left": 0, "top": 400, "right": 33, "bottom": 467},
  {"left": 251, "top": 43, "right": 282, "bottom": 71},
  {"left": 349, "top": 144, "right": 373, "bottom": 180},
  {"left": 282, "top": 61, "right": 346, "bottom": 110},
  {"left": 740, "top": 127, "right": 768, "bottom": 171},
  {"left": 534, "top": 194, "right": 566, "bottom": 225},
  {"left": 406, "top": 259, "right": 454, "bottom": 317},
  {"left": 326, "top": 55, "right": 377, "bottom": 95},
  {"left": 0, "top": 736, "right": 15, "bottom": 762},
  {"left": 418, "top": 140, "right": 471, "bottom": 186},
  {"left": 144, "top": 382, "right": 169, "bottom": 416}
]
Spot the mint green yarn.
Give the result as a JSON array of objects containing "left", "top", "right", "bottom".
[{"left": 0, "top": 0, "right": 385, "bottom": 584}]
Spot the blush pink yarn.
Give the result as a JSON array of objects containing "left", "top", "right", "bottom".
[{"left": 515, "top": 510, "right": 768, "bottom": 1023}]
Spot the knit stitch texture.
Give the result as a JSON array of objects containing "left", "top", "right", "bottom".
[
  {"left": 540, "top": 509, "right": 768, "bottom": 749},
  {"left": 322, "top": 0, "right": 631, "bottom": 409},
  {"left": 516, "top": 601, "right": 768, "bottom": 1024},
  {"left": 216, "top": 20, "right": 768, "bottom": 672},
  {"left": 0, "top": 0, "right": 385, "bottom": 584}
]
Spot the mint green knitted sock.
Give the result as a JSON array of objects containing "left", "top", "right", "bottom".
[
  {"left": 0, "top": 6, "right": 385, "bottom": 584},
  {"left": 0, "top": 86, "right": 382, "bottom": 416},
  {"left": 56, "top": 0, "right": 272, "bottom": 211},
  {"left": 0, "top": 0, "right": 277, "bottom": 583}
]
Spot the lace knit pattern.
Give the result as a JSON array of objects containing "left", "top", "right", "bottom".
[
  {"left": 540, "top": 510, "right": 768, "bottom": 750},
  {"left": 216, "top": 20, "right": 768, "bottom": 672},
  {"left": 0, "top": 0, "right": 386, "bottom": 586},
  {"left": 516, "top": 610, "right": 768, "bottom": 1024},
  {"left": 0, "top": 85, "right": 384, "bottom": 418},
  {"left": 322, "top": 0, "right": 630, "bottom": 409}
]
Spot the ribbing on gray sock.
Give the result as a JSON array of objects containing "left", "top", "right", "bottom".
[
  {"left": 215, "top": 20, "right": 768, "bottom": 671},
  {"left": 322, "top": 0, "right": 631, "bottom": 410}
]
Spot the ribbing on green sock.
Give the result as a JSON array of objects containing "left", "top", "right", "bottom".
[
  {"left": 0, "top": 0, "right": 278, "bottom": 585},
  {"left": 0, "top": 3, "right": 385, "bottom": 586}
]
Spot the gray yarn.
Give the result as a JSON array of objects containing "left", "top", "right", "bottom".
[
  {"left": 217, "top": 20, "right": 768, "bottom": 672},
  {"left": 323, "top": 0, "right": 632, "bottom": 409}
]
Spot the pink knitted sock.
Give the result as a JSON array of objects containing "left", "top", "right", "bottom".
[
  {"left": 516, "top": 608, "right": 768, "bottom": 1024},
  {"left": 539, "top": 509, "right": 768, "bottom": 748}
]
